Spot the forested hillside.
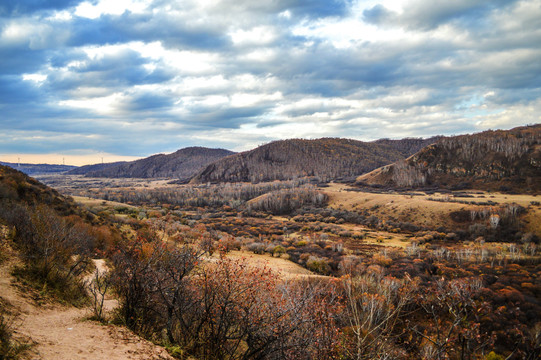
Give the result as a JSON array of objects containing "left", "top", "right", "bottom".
[
  {"left": 0, "top": 165, "right": 81, "bottom": 215},
  {"left": 357, "top": 124, "right": 541, "bottom": 192},
  {"left": 70, "top": 147, "right": 234, "bottom": 180},
  {"left": 192, "top": 137, "right": 438, "bottom": 183},
  {"left": 373, "top": 137, "right": 443, "bottom": 157}
]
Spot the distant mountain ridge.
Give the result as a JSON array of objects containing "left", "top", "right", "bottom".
[
  {"left": 69, "top": 147, "right": 235, "bottom": 180},
  {"left": 191, "top": 137, "right": 440, "bottom": 184},
  {"left": 67, "top": 161, "right": 127, "bottom": 175},
  {"left": 356, "top": 124, "right": 541, "bottom": 192},
  {"left": 0, "top": 162, "right": 77, "bottom": 176}
]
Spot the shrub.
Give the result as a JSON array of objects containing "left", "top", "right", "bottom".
[
  {"left": 373, "top": 253, "right": 392, "bottom": 267},
  {"left": 247, "top": 242, "right": 266, "bottom": 254},
  {"left": 4, "top": 204, "right": 92, "bottom": 306},
  {"left": 299, "top": 253, "right": 311, "bottom": 263},
  {"left": 484, "top": 351, "right": 504, "bottom": 360},
  {"left": 273, "top": 245, "right": 285, "bottom": 256},
  {"left": 306, "top": 256, "right": 330, "bottom": 275}
]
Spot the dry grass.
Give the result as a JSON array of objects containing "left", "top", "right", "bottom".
[
  {"left": 323, "top": 184, "right": 466, "bottom": 229},
  {"left": 425, "top": 191, "right": 539, "bottom": 207},
  {"left": 72, "top": 196, "right": 137, "bottom": 209},
  {"left": 523, "top": 206, "right": 541, "bottom": 236},
  {"left": 322, "top": 184, "right": 541, "bottom": 234},
  {"left": 223, "top": 250, "right": 318, "bottom": 279}
]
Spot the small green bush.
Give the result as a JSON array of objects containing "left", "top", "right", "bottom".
[
  {"left": 273, "top": 245, "right": 285, "bottom": 256},
  {"left": 166, "top": 345, "right": 185, "bottom": 358},
  {"left": 485, "top": 351, "right": 504, "bottom": 360},
  {"left": 306, "top": 256, "right": 330, "bottom": 275}
]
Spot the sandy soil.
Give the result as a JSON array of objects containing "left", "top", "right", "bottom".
[{"left": 0, "top": 238, "right": 173, "bottom": 360}]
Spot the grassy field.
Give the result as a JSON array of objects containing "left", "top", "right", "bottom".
[
  {"left": 72, "top": 195, "right": 138, "bottom": 209},
  {"left": 217, "top": 250, "right": 318, "bottom": 280},
  {"left": 323, "top": 183, "right": 541, "bottom": 236}
]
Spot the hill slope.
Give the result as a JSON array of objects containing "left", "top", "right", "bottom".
[
  {"left": 372, "top": 137, "right": 444, "bottom": 157},
  {"left": 0, "top": 164, "right": 82, "bottom": 215},
  {"left": 191, "top": 137, "right": 439, "bottom": 183},
  {"left": 67, "top": 161, "right": 127, "bottom": 175},
  {"left": 69, "top": 147, "right": 235, "bottom": 180},
  {"left": 356, "top": 124, "right": 541, "bottom": 192},
  {"left": 0, "top": 164, "right": 174, "bottom": 359}
]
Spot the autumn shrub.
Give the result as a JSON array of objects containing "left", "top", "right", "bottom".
[
  {"left": 340, "top": 271, "right": 419, "bottom": 359},
  {"left": 273, "top": 245, "right": 285, "bottom": 256},
  {"left": 2, "top": 204, "right": 92, "bottom": 306},
  {"left": 306, "top": 256, "right": 331, "bottom": 275},
  {"left": 246, "top": 242, "right": 265, "bottom": 254},
  {"left": 110, "top": 244, "right": 341, "bottom": 359},
  {"left": 110, "top": 239, "right": 203, "bottom": 339},
  {"left": 219, "top": 236, "right": 241, "bottom": 252},
  {"left": 86, "top": 268, "right": 111, "bottom": 322},
  {"left": 372, "top": 253, "right": 392, "bottom": 267},
  {"left": 264, "top": 244, "right": 276, "bottom": 254}
]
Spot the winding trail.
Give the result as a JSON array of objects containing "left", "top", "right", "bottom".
[{"left": 0, "top": 239, "right": 173, "bottom": 360}]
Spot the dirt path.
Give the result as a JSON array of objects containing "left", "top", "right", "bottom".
[{"left": 0, "top": 240, "right": 173, "bottom": 360}]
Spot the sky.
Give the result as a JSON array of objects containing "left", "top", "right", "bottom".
[{"left": 0, "top": 0, "right": 540, "bottom": 165}]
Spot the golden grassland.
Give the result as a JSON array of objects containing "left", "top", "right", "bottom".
[
  {"left": 221, "top": 250, "right": 318, "bottom": 279},
  {"left": 323, "top": 183, "right": 541, "bottom": 236},
  {"left": 72, "top": 195, "right": 138, "bottom": 209}
]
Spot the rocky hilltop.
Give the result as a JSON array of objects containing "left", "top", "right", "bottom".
[
  {"left": 192, "top": 137, "right": 439, "bottom": 183},
  {"left": 357, "top": 124, "right": 541, "bottom": 192}
]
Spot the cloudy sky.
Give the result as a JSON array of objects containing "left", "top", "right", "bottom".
[{"left": 1, "top": 0, "right": 540, "bottom": 165}]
